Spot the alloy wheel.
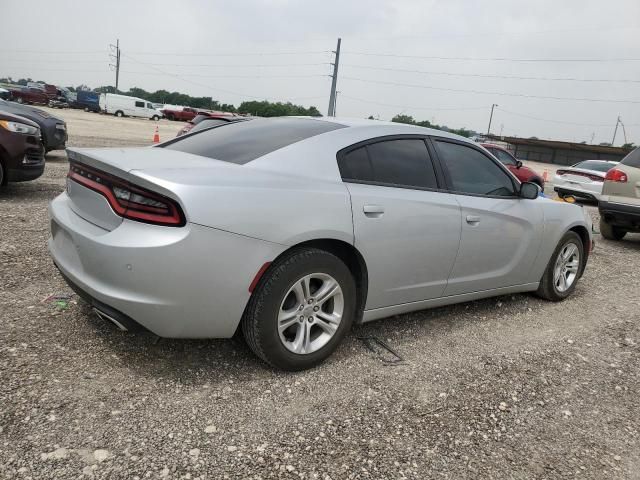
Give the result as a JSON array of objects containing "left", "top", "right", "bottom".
[
  {"left": 277, "top": 273, "right": 344, "bottom": 355},
  {"left": 553, "top": 242, "right": 580, "bottom": 293}
]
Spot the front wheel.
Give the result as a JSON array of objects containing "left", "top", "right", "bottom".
[
  {"left": 242, "top": 248, "right": 356, "bottom": 371},
  {"left": 115, "top": 111, "right": 124, "bottom": 118},
  {"left": 599, "top": 218, "right": 626, "bottom": 241},
  {"left": 151, "top": 115, "right": 160, "bottom": 121},
  {"left": 536, "top": 231, "right": 584, "bottom": 301},
  {"left": 16, "top": 97, "right": 23, "bottom": 104}
]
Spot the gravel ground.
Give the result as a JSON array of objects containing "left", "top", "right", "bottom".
[{"left": 1, "top": 110, "right": 639, "bottom": 479}]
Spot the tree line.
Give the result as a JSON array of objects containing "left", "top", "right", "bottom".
[{"left": 388, "top": 114, "right": 475, "bottom": 138}]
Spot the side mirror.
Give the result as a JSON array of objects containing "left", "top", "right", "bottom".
[
  {"left": 515, "top": 160, "right": 523, "bottom": 169},
  {"left": 519, "top": 182, "right": 539, "bottom": 200}
]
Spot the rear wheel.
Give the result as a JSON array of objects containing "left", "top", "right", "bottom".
[
  {"left": 242, "top": 248, "right": 356, "bottom": 371},
  {"left": 536, "top": 231, "right": 583, "bottom": 301},
  {"left": 16, "top": 97, "right": 23, "bottom": 104},
  {"left": 152, "top": 115, "right": 160, "bottom": 121},
  {"left": 599, "top": 218, "right": 626, "bottom": 241},
  {"left": 115, "top": 111, "right": 124, "bottom": 117}
]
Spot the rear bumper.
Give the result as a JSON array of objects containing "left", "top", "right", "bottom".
[
  {"left": 599, "top": 200, "right": 640, "bottom": 231},
  {"left": 48, "top": 192, "right": 285, "bottom": 338},
  {"left": 7, "top": 164, "right": 45, "bottom": 182},
  {"left": 553, "top": 182, "right": 601, "bottom": 201}
]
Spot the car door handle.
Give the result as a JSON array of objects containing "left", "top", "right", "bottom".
[
  {"left": 363, "top": 204, "right": 385, "bottom": 217},
  {"left": 466, "top": 215, "right": 480, "bottom": 224}
]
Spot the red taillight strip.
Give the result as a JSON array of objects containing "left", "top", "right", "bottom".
[
  {"left": 67, "top": 163, "right": 185, "bottom": 227},
  {"left": 249, "top": 262, "right": 272, "bottom": 293}
]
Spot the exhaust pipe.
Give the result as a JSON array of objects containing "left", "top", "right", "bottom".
[{"left": 93, "top": 307, "right": 128, "bottom": 331}]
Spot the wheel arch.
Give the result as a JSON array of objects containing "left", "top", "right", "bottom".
[
  {"left": 249, "top": 238, "right": 369, "bottom": 325},
  {"left": 568, "top": 224, "right": 590, "bottom": 275}
]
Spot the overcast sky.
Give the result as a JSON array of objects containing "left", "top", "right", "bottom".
[{"left": 1, "top": 0, "right": 639, "bottom": 144}]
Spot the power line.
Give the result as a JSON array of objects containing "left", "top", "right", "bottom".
[
  {"left": 122, "top": 53, "right": 324, "bottom": 103},
  {"left": 341, "top": 64, "right": 640, "bottom": 84},
  {"left": 496, "top": 108, "right": 640, "bottom": 128},
  {"left": 343, "top": 52, "right": 640, "bottom": 62},
  {"left": 126, "top": 50, "right": 330, "bottom": 57},
  {"left": 339, "top": 94, "right": 488, "bottom": 111},
  {"left": 340, "top": 76, "right": 640, "bottom": 104},
  {"left": 121, "top": 71, "right": 327, "bottom": 79}
]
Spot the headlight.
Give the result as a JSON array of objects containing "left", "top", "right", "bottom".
[{"left": 0, "top": 120, "right": 39, "bottom": 135}]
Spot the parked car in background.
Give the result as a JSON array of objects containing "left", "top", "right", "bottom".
[
  {"left": 0, "top": 88, "right": 10, "bottom": 100},
  {"left": 68, "top": 90, "right": 101, "bottom": 112},
  {"left": 48, "top": 118, "right": 593, "bottom": 371},
  {"left": 481, "top": 143, "right": 545, "bottom": 188},
  {"left": 0, "top": 110, "right": 45, "bottom": 185},
  {"left": 598, "top": 148, "right": 640, "bottom": 240},
  {"left": 161, "top": 106, "right": 201, "bottom": 122},
  {"left": 176, "top": 113, "right": 246, "bottom": 136},
  {"left": 552, "top": 160, "right": 618, "bottom": 201},
  {"left": 100, "top": 93, "right": 161, "bottom": 120},
  {"left": 0, "top": 99, "right": 67, "bottom": 153},
  {"left": 9, "top": 87, "right": 50, "bottom": 105}
]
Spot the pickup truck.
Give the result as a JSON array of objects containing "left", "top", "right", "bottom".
[
  {"left": 160, "top": 106, "right": 202, "bottom": 121},
  {"left": 9, "top": 87, "right": 50, "bottom": 105}
]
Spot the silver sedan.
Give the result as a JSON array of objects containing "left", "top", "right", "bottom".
[{"left": 48, "top": 117, "right": 593, "bottom": 370}]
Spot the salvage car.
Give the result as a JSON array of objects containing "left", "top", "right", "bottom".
[
  {"left": 9, "top": 87, "right": 50, "bottom": 105},
  {"left": 48, "top": 118, "right": 593, "bottom": 370},
  {"left": 553, "top": 159, "right": 618, "bottom": 201},
  {"left": 598, "top": 147, "right": 640, "bottom": 240},
  {"left": 0, "top": 99, "right": 67, "bottom": 153},
  {"left": 0, "top": 110, "right": 45, "bottom": 185},
  {"left": 481, "top": 143, "right": 545, "bottom": 188}
]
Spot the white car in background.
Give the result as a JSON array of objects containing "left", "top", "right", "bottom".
[{"left": 553, "top": 160, "right": 619, "bottom": 201}]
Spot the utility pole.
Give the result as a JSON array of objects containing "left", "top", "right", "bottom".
[
  {"left": 611, "top": 116, "right": 620, "bottom": 146},
  {"left": 109, "top": 39, "right": 121, "bottom": 92},
  {"left": 487, "top": 103, "right": 498, "bottom": 135},
  {"left": 327, "top": 38, "right": 341, "bottom": 117}
]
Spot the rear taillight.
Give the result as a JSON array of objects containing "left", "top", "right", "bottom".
[
  {"left": 68, "top": 162, "right": 185, "bottom": 226},
  {"left": 604, "top": 168, "right": 628, "bottom": 183}
]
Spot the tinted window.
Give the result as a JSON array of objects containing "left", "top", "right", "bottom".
[
  {"left": 135, "top": 101, "right": 145, "bottom": 107},
  {"left": 573, "top": 160, "right": 617, "bottom": 172},
  {"left": 436, "top": 141, "right": 516, "bottom": 196},
  {"left": 621, "top": 147, "right": 640, "bottom": 168},
  {"left": 339, "top": 139, "right": 438, "bottom": 189},
  {"left": 339, "top": 146, "right": 374, "bottom": 182},
  {"left": 489, "top": 148, "right": 517, "bottom": 166},
  {"left": 162, "top": 118, "right": 345, "bottom": 164}
]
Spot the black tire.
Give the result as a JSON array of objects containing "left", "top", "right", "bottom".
[
  {"left": 242, "top": 248, "right": 356, "bottom": 371},
  {"left": 115, "top": 111, "right": 124, "bottom": 117},
  {"left": 84, "top": 107, "right": 89, "bottom": 112},
  {"left": 599, "top": 218, "right": 626, "bottom": 241},
  {"left": 16, "top": 97, "right": 23, "bottom": 104},
  {"left": 152, "top": 115, "right": 160, "bottom": 121},
  {"left": 0, "top": 159, "right": 5, "bottom": 186},
  {"left": 536, "top": 231, "right": 584, "bottom": 301}
]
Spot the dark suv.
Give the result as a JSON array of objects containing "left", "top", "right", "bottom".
[
  {"left": 0, "top": 99, "right": 67, "bottom": 152},
  {"left": 0, "top": 110, "right": 45, "bottom": 185}
]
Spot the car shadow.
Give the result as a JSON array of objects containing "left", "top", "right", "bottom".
[{"left": 72, "top": 290, "right": 545, "bottom": 384}]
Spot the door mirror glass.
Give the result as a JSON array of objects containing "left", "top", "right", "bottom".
[{"left": 520, "top": 181, "right": 539, "bottom": 199}]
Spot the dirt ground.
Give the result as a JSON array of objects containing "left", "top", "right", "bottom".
[{"left": 1, "top": 108, "right": 639, "bottom": 479}]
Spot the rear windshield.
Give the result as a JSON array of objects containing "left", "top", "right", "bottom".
[
  {"left": 161, "top": 117, "right": 345, "bottom": 164},
  {"left": 621, "top": 147, "right": 640, "bottom": 168},
  {"left": 573, "top": 160, "right": 616, "bottom": 172}
]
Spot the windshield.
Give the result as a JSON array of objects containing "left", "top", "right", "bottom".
[
  {"left": 573, "top": 160, "right": 616, "bottom": 172},
  {"left": 162, "top": 117, "right": 344, "bottom": 165}
]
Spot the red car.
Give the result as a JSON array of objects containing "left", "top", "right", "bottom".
[
  {"left": 9, "top": 87, "right": 50, "bottom": 106},
  {"left": 481, "top": 143, "right": 544, "bottom": 188}
]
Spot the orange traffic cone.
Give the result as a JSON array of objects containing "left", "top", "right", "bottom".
[
  {"left": 543, "top": 169, "right": 549, "bottom": 182},
  {"left": 153, "top": 126, "right": 160, "bottom": 144}
]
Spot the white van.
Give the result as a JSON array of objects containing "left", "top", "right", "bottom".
[{"left": 100, "top": 93, "right": 161, "bottom": 120}]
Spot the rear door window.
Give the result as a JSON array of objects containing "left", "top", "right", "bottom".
[
  {"left": 135, "top": 101, "right": 145, "bottom": 108},
  {"left": 162, "top": 117, "right": 345, "bottom": 164},
  {"left": 621, "top": 147, "right": 640, "bottom": 168},
  {"left": 339, "top": 138, "right": 438, "bottom": 189},
  {"left": 435, "top": 140, "right": 516, "bottom": 196}
]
